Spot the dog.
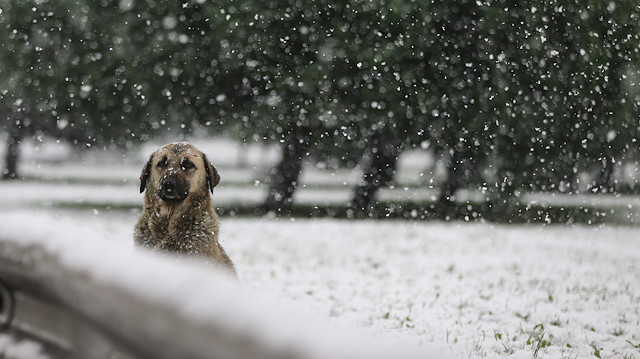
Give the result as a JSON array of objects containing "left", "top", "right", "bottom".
[{"left": 134, "top": 142, "right": 235, "bottom": 274}]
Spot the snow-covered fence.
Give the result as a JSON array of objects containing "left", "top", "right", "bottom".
[{"left": 0, "top": 212, "right": 434, "bottom": 359}]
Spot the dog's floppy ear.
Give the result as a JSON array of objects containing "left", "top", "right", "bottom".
[
  {"left": 202, "top": 153, "right": 220, "bottom": 194},
  {"left": 140, "top": 154, "right": 153, "bottom": 193}
]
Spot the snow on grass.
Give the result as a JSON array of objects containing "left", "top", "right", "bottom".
[
  {"left": 0, "top": 177, "right": 443, "bottom": 208},
  {"left": 1, "top": 208, "right": 638, "bottom": 358},
  {"left": 10, "top": 135, "right": 437, "bottom": 189},
  {"left": 8, "top": 137, "right": 640, "bottom": 215},
  {"left": 0, "top": 181, "right": 267, "bottom": 208},
  {"left": 524, "top": 192, "right": 640, "bottom": 209},
  {"left": 5, "top": 177, "right": 640, "bottom": 218},
  {"left": 2, "top": 136, "right": 640, "bottom": 357},
  {"left": 10, "top": 156, "right": 640, "bottom": 217},
  {"left": 223, "top": 219, "right": 640, "bottom": 359}
]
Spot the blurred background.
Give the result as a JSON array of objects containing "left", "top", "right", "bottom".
[
  {"left": 2, "top": 0, "right": 640, "bottom": 223},
  {"left": 3, "top": 2, "right": 640, "bottom": 358}
]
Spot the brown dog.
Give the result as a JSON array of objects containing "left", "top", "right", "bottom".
[{"left": 134, "top": 142, "right": 235, "bottom": 274}]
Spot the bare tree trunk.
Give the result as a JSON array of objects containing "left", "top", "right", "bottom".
[
  {"left": 351, "top": 130, "right": 399, "bottom": 214},
  {"left": 2, "top": 112, "right": 26, "bottom": 180},
  {"left": 438, "top": 152, "right": 464, "bottom": 204},
  {"left": 263, "top": 125, "right": 311, "bottom": 214},
  {"left": 594, "top": 156, "right": 615, "bottom": 193}
]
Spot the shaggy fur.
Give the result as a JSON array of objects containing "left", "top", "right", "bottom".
[{"left": 134, "top": 142, "right": 235, "bottom": 274}]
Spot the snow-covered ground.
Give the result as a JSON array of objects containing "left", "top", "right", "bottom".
[
  {"left": 1, "top": 208, "right": 638, "bottom": 359},
  {"left": 0, "top": 210, "right": 435, "bottom": 359},
  {"left": 1, "top": 137, "right": 640, "bottom": 358},
  {"left": 234, "top": 220, "right": 640, "bottom": 359},
  {"left": 6, "top": 153, "right": 640, "bottom": 221},
  {"left": 6, "top": 137, "right": 640, "bottom": 220}
]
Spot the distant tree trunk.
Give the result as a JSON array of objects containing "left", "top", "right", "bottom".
[
  {"left": 351, "top": 130, "right": 399, "bottom": 214},
  {"left": 263, "top": 125, "right": 311, "bottom": 214},
  {"left": 594, "top": 156, "right": 615, "bottom": 193},
  {"left": 487, "top": 171, "right": 518, "bottom": 212},
  {"left": 2, "top": 112, "right": 26, "bottom": 180},
  {"left": 438, "top": 152, "right": 465, "bottom": 204}
]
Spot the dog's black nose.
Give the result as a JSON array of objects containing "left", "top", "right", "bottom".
[
  {"left": 161, "top": 178, "right": 177, "bottom": 193},
  {"left": 159, "top": 176, "right": 187, "bottom": 201}
]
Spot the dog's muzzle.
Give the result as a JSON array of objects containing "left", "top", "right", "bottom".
[{"left": 159, "top": 176, "right": 188, "bottom": 202}]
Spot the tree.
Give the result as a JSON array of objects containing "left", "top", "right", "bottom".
[
  {"left": 227, "top": 1, "right": 357, "bottom": 213},
  {"left": 2, "top": 101, "right": 31, "bottom": 179},
  {"left": 491, "top": 0, "right": 640, "bottom": 196},
  {"left": 0, "top": 0, "right": 153, "bottom": 178},
  {"left": 4, "top": 0, "right": 640, "bottom": 214},
  {"left": 0, "top": 0, "right": 247, "bottom": 178}
]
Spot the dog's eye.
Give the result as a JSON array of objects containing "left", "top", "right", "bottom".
[
  {"left": 181, "top": 159, "right": 195, "bottom": 170},
  {"left": 157, "top": 157, "right": 168, "bottom": 168}
]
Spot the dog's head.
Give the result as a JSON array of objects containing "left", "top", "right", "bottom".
[{"left": 139, "top": 142, "right": 220, "bottom": 203}]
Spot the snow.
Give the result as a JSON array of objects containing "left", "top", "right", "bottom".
[
  {"left": 1, "top": 138, "right": 640, "bottom": 358},
  {"left": 6, "top": 138, "right": 639, "bottom": 221},
  {"left": 224, "top": 219, "right": 640, "bottom": 359},
  {"left": 0, "top": 334, "right": 49, "bottom": 359},
  {"left": 0, "top": 181, "right": 266, "bottom": 208},
  {"left": 0, "top": 210, "right": 436, "bottom": 359},
  {"left": 5, "top": 164, "right": 640, "bottom": 219},
  {"left": 0, "top": 207, "right": 638, "bottom": 358},
  {"left": 6, "top": 138, "right": 640, "bottom": 219}
]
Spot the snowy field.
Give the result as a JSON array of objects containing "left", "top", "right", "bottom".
[
  {"left": 227, "top": 218, "right": 640, "bottom": 359},
  {"left": 1, "top": 138, "right": 640, "bottom": 358},
  {"left": 3, "top": 137, "right": 640, "bottom": 221},
  {"left": 1, "top": 208, "right": 639, "bottom": 359}
]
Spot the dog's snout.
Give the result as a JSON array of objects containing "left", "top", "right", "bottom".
[
  {"left": 159, "top": 174, "right": 188, "bottom": 201},
  {"left": 161, "top": 177, "right": 177, "bottom": 192}
]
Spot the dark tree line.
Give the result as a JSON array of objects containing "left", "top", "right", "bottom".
[{"left": 2, "top": 0, "right": 640, "bottom": 214}]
